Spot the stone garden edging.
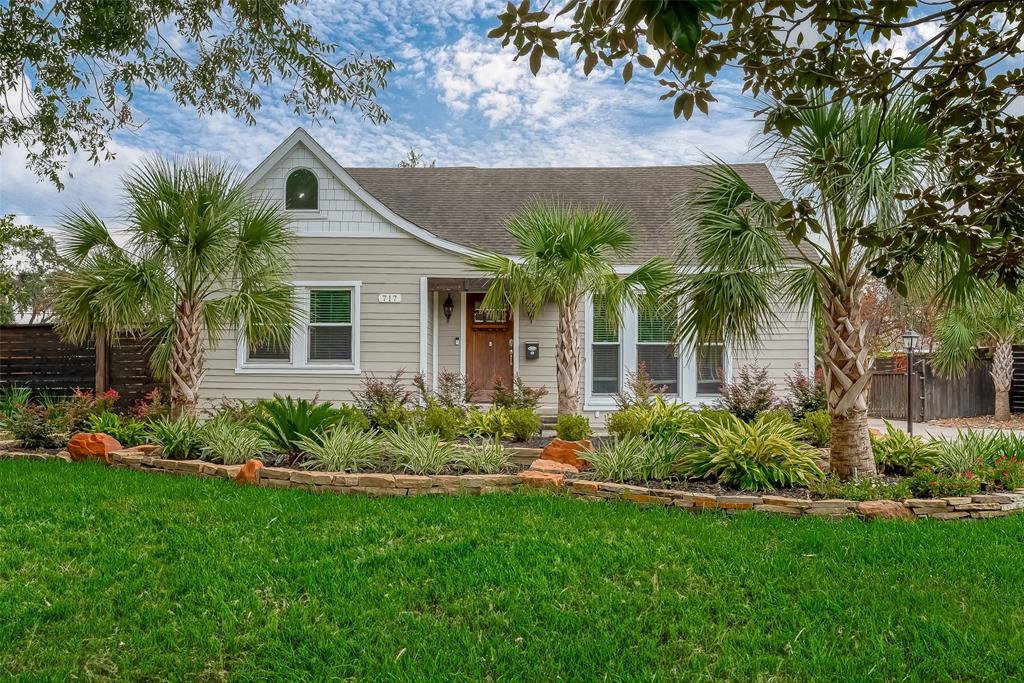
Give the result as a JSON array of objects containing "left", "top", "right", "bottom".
[{"left": 5, "top": 447, "right": 1024, "bottom": 520}]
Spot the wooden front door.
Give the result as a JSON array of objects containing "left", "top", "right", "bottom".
[{"left": 466, "top": 292, "right": 514, "bottom": 394}]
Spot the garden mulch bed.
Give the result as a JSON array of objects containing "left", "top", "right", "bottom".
[{"left": 928, "top": 415, "right": 1024, "bottom": 431}]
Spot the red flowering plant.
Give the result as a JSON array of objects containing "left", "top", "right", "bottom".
[
  {"left": 63, "top": 388, "right": 121, "bottom": 432},
  {"left": 909, "top": 468, "right": 982, "bottom": 498},
  {"left": 983, "top": 455, "right": 1024, "bottom": 491},
  {"left": 132, "top": 388, "right": 170, "bottom": 422}
]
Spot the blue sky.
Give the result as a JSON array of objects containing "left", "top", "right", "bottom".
[{"left": 2, "top": 0, "right": 961, "bottom": 229}]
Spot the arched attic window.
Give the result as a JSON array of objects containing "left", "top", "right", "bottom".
[{"left": 286, "top": 168, "right": 318, "bottom": 210}]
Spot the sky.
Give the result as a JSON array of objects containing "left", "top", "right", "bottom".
[{"left": 0, "top": 0, "right": 976, "bottom": 230}]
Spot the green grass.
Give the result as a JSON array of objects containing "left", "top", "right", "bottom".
[{"left": 2, "top": 461, "right": 1024, "bottom": 681}]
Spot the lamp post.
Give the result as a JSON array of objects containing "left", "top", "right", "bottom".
[{"left": 902, "top": 329, "right": 920, "bottom": 435}]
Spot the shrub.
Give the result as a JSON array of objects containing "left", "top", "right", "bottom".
[
  {"left": 614, "top": 362, "right": 664, "bottom": 409},
  {"left": 983, "top": 455, "right": 1024, "bottom": 490},
  {"left": 8, "top": 403, "right": 66, "bottom": 449},
  {"left": 783, "top": 364, "right": 826, "bottom": 419},
  {"left": 492, "top": 375, "right": 548, "bottom": 410},
  {"left": 555, "top": 414, "right": 591, "bottom": 441},
  {"left": 131, "top": 388, "right": 170, "bottom": 421},
  {"left": 0, "top": 386, "right": 31, "bottom": 422},
  {"left": 422, "top": 405, "right": 464, "bottom": 441},
  {"left": 255, "top": 395, "right": 341, "bottom": 460},
  {"left": 63, "top": 388, "right": 120, "bottom": 432},
  {"left": 85, "top": 411, "right": 148, "bottom": 447},
  {"left": 297, "top": 425, "right": 384, "bottom": 472},
  {"left": 933, "top": 429, "right": 1024, "bottom": 474},
  {"left": 757, "top": 409, "right": 793, "bottom": 424},
  {"left": 336, "top": 404, "right": 371, "bottom": 432},
  {"left": 384, "top": 424, "right": 458, "bottom": 474},
  {"left": 464, "top": 407, "right": 513, "bottom": 440},
  {"left": 588, "top": 437, "right": 646, "bottom": 482},
  {"left": 871, "top": 420, "right": 940, "bottom": 475},
  {"left": 681, "top": 412, "right": 823, "bottom": 491},
  {"left": 505, "top": 407, "right": 541, "bottom": 442},
  {"left": 204, "top": 398, "right": 260, "bottom": 423},
  {"left": 455, "top": 438, "right": 510, "bottom": 474},
  {"left": 798, "top": 410, "right": 832, "bottom": 448},
  {"left": 413, "top": 369, "right": 476, "bottom": 408},
  {"left": 811, "top": 474, "right": 912, "bottom": 501},
  {"left": 351, "top": 371, "right": 413, "bottom": 429},
  {"left": 908, "top": 468, "right": 982, "bottom": 498},
  {"left": 606, "top": 406, "right": 650, "bottom": 440},
  {"left": 147, "top": 416, "right": 203, "bottom": 460},
  {"left": 717, "top": 365, "right": 776, "bottom": 422},
  {"left": 199, "top": 416, "right": 271, "bottom": 465}
]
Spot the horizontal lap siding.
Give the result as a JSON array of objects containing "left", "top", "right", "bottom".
[{"left": 730, "top": 302, "right": 812, "bottom": 389}]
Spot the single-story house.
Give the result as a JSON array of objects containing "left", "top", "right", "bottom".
[{"left": 200, "top": 128, "right": 813, "bottom": 419}]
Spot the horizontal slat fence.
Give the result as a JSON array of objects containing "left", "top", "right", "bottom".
[
  {"left": 870, "top": 353, "right": 1007, "bottom": 421},
  {"left": 1, "top": 324, "right": 161, "bottom": 406},
  {"left": 1014, "top": 347, "right": 1024, "bottom": 414}
]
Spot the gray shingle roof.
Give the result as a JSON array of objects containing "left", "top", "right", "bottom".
[{"left": 346, "top": 163, "right": 785, "bottom": 263}]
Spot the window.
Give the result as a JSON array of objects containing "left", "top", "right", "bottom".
[
  {"left": 248, "top": 337, "right": 290, "bottom": 363},
  {"left": 308, "top": 289, "right": 353, "bottom": 363},
  {"left": 696, "top": 341, "right": 726, "bottom": 396},
  {"left": 636, "top": 304, "right": 678, "bottom": 394},
  {"left": 286, "top": 169, "right": 318, "bottom": 210},
  {"left": 591, "top": 296, "right": 620, "bottom": 394}
]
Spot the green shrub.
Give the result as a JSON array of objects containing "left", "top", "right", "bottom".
[
  {"left": 908, "top": 469, "right": 982, "bottom": 498},
  {"left": 757, "top": 409, "right": 793, "bottom": 424},
  {"left": 199, "top": 416, "right": 271, "bottom": 465},
  {"left": 798, "top": 410, "right": 832, "bottom": 447},
  {"left": 464, "top": 407, "right": 513, "bottom": 440},
  {"left": 983, "top": 455, "right": 1024, "bottom": 490},
  {"left": 505, "top": 407, "right": 541, "bottom": 442},
  {"left": 255, "top": 395, "right": 341, "bottom": 457},
  {"left": 422, "top": 405, "right": 464, "bottom": 441},
  {"left": 336, "top": 404, "right": 371, "bottom": 432},
  {"left": 297, "top": 425, "right": 384, "bottom": 472},
  {"left": 680, "top": 412, "right": 823, "bottom": 491},
  {"left": 717, "top": 365, "right": 776, "bottom": 422},
  {"left": 63, "top": 388, "right": 119, "bottom": 432},
  {"left": 586, "top": 435, "right": 684, "bottom": 482},
  {"left": 492, "top": 375, "right": 548, "bottom": 410},
  {"left": 555, "top": 414, "right": 591, "bottom": 441},
  {"left": 351, "top": 371, "right": 413, "bottom": 430},
  {"left": 606, "top": 406, "right": 651, "bottom": 440},
  {"left": 783, "top": 365, "right": 826, "bottom": 419},
  {"left": 147, "top": 417, "right": 203, "bottom": 460},
  {"left": 933, "top": 429, "right": 1024, "bottom": 474},
  {"left": 871, "top": 419, "right": 940, "bottom": 475},
  {"left": 8, "top": 403, "right": 66, "bottom": 449},
  {"left": 455, "top": 439, "right": 510, "bottom": 474},
  {"left": 810, "top": 474, "right": 911, "bottom": 501},
  {"left": 384, "top": 424, "right": 458, "bottom": 474},
  {"left": 85, "top": 411, "right": 148, "bottom": 447},
  {"left": 0, "top": 386, "right": 31, "bottom": 421}
]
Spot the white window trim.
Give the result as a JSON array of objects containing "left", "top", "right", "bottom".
[
  {"left": 284, "top": 166, "right": 324, "bottom": 218},
  {"left": 236, "top": 280, "right": 361, "bottom": 375},
  {"left": 583, "top": 295, "right": 733, "bottom": 411}
]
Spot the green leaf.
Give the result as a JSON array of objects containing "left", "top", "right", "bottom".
[
  {"left": 529, "top": 45, "right": 542, "bottom": 75},
  {"left": 622, "top": 61, "right": 634, "bottom": 83}
]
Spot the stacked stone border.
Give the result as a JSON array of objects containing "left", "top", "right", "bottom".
[{"left": 5, "top": 447, "right": 1024, "bottom": 520}]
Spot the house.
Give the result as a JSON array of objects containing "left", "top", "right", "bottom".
[{"left": 199, "top": 128, "right": 813, "bottom": 418}]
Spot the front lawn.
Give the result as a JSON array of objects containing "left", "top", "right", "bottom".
[{"left": 2, "top": 460, "right": 1023, "bottom": 680}]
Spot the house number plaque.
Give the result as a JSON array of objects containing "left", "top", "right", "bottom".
[{"left": 377, "top": 293, "right": 402, "bottom": 303}]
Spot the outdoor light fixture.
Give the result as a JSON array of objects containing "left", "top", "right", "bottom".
[
  {"left": 902, "top": 328, "right": 920, "bottom": 435},
  {"left": 443, "top": 293, "right": 454, "bottom": 322}
]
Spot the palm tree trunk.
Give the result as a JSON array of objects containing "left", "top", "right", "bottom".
[
  {"left": 991, "top": 337, "right": 1014, "bottom": 421},
  {"left": 169, "top": 298, "right": 205, "bottom": 418},
  {"left": 821, "top": 283, "right": 877, "bottom": 479},
  {"left": 555, "top": 297, "right": 582, "bottom": 415}
]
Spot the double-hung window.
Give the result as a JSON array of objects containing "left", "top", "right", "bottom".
[
  {"left": 247, "top": 336, "right": 290, "bottom": 363},
  {"left": 590, "top": 296, "right": 620, "bottom": 395},
  {"left": 636, "top": 303, "right": 678, "bottom": 394},
  {"left": 308, "top": 289, "right": 354, "bottom": 363}
]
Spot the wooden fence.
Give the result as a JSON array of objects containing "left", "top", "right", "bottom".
[
  {"left": 0, "top": 324, "right": 161, "bottom": 405},
  {"left": 869, "top": 349, "right": 1024, "bottom": 421}
]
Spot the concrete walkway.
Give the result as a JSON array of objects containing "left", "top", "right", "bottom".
[{"left": 868, "top": 418, "right": 1024, "bottom": 440}]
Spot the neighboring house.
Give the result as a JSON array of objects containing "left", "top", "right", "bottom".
[{"left": 200, "top": 128, "right": 813, "bottom": 418}]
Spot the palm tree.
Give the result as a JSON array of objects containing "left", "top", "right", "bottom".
[
  {"left": 52, "top": 156, "right": 296, "bottom": 417},
  {"left": 933, "top": 286, "right": 1024, "bottom": 421},
  {"left": 469, "top": 201, "right": 673, "bottom": 415},
  {"left": 672, "top": 97, "right": 941, "bottom": 479}
]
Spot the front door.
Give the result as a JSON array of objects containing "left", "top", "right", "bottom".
[{"left": 466, "top": 292, "right": 514, "bottom": 395}]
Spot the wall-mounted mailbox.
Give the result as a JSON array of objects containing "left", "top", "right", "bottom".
[{"left": 524, "top": 341, "right": 540, "bottom": 360}]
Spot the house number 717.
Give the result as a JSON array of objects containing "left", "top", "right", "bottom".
[{"left": 377, "top": 293, "right": 402, "bottom": 303}]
